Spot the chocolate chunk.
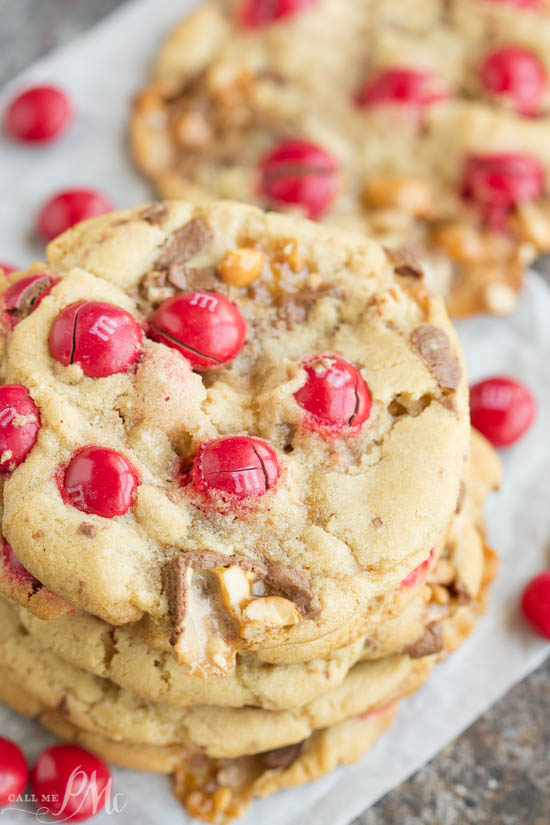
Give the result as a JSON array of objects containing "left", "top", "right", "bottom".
[
  {"left": 168, "top": 264, "right": 221, "bottom": 292},
  {"left": 163, "top": 551, "right": 269, "bottom": 647},
  {"left": 178, "top": 550, "right": 268, "bottom": 576},
  {"left": 265, "top": 561, "right": 321, "bottom": 619},
  {"left": 455, "top": 481, "right": 466, "bottom": 515},
  {"left": 371, "top": 516, "right": 383, "bottom": 528},
  {"left": 277, "top": 285, "right": 344, "bottom": 328},
  {"left": 162, "top": 556, "right": 189, "bottom": 649},
  {"left": 141, "top": 203, "right": 169, "bottom": 225},
  {"left": 261, "top": 742, "right": 303, "bottom": 771},
  {"left": 156, "top": 218, "right": 213, "bottom": 270},
  {"left": 77, "top": 522, "right": 97, "bottom": 538},
  {"left": 410, "top": 325, "right": 462, "bottom": 391},
  {"left": 404, "top": 622, "right": 443, "bottom": 659},
  {"left": 163, "top": 551, "right": 320, "bottom": 645},
  {"left": 385, "top": 247, "right": 424, "bottom": 279}
]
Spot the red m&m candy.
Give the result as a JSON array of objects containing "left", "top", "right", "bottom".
[
  {"left": 0, "top": 385, "right": 40, "bottom": 473},
  {"left": 237, "top": 0, "right": 316, "bottom": 27},
  {"left": 4, "top": 85, "right": 72, "bottom": 144},
  {"left": 461, "top": 153, "right": 544, "bottom": 228},
  {"left": 470, "top": 376, "right": 535, "bottom": 447},
  {"left": 191, "top": 436, "right": 280, "bottom": 499},
  {"left": 480, "top": 47, "right": 546, "bottom": 115},
  {"left": 356, "top": 68, "right": 446, "bottom": 109},
  {"left": 484, "top": 0, "right": 541, "bottom": 7},
  {"left": 0, "top": 737, "right": 28, "bottom": 807},
  {"left": 148, "top": 292, "right": 247, "bottom": 370},
  {"left": 401, "top": 548, "right": 436, "bottom": 588},
  {"left": 295, "top": 355, "right": 371, "bottom": 435},
  {"left": 49, "top": 301, "right": 142, "bottom": 378},
  {"left": 61, "top": 447, "right": 139, "bottom": 518},
  {"left": 259, "top": 139, "right": 338, "bottom": 220},
  {"left": 2, "top": 539, "right": 40, "bottom": 588},
  {"left": 521, "top": 571, "right": 550, "bottom": 639},
  {"left": 31, "top": 744, "right": 111, "bottom": 822},
  {"left": 3, "top": 274, "right": 59, "bottom": 326},
  {"left": 37, "top": 189, "right": 113, "bottom": 241}
]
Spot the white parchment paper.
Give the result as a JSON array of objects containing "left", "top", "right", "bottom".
[{"left": 0, "top": 1, "right": 549, "bottom": 823}]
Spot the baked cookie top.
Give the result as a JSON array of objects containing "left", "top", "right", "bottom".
[
  {"left": 0, "top": 201, "right": 468, "bottom": 673},
  {"left": 131, "top": 0, "right": 550, "bottom": 316}
]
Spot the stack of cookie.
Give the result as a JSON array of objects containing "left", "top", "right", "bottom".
[
  {"left": 132, "top": 0, "right": 550, "bottom": 317},
  {"left": 0, "top": 201, "right": 499, "bottom": 823}
]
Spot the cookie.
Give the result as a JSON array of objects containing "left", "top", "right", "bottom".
[
  {"left": 0, "top": 593, "right": 433, "bottom": 756},
  {"left": 0, "top": 201, "right": 468, "bottom": 675},
  {"left": 8, "top": 429, "right": 499, "bottom": 711},
  {"left": 0, "top": 510, "right": 495, "bottom": 760},
  {"left": 0, "top": 667, "right": 397, "bottom": 824},
  {"left": 130, "top": 1, "right": 550, "bottom": 316}
]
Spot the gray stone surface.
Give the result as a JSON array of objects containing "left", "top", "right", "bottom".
[{"left": 1, "top": 2, "right": 549, "bottom": 823}]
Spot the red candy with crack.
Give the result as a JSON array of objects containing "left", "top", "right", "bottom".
[
  {"left": 0, "top": 385, "right": 40, "bottom": 474},
  {"left": 4, "top": 85, "right": 72, "bottom": 143},
  {"left": 259, "top": 139, "right": 338, "bottom": 220},
  {"left": 191, "top": 436, "right": 280, "bottom": 499},
  {"left": 3, "top": 274, "right": 60, "bottom": 327},
  {"left": 2, "top": 539, "right": 40, "bottom": 588},
  {"left": 31, "top": 744, "right": 111, "bottom": 822},
  {"left": 470, "top": 376, "right": 535, "bottom": 447},
  {"left": 237, "top": 0, "right": 316, "bottom": 28},
  {"left": 148, "top": 291, "right": 247, "bottom": 370},
  {"left": 294, "top": 355, "right": 371, "bottom": 435},
  {"left": 461, "top": 153, "right": 545, "bottom": 229},
  {"left": 0, "top": 737, "right": 28, "bottom": 807},
  {"left": 480, "top": 47, "right": 546, "bottom": 115},
  {"left": 49, "top": 300, "right": 143, "bottom": 378},
  {"left": 401, "top": 548, "right": 436, "bottom": 588},
  {"left": 356, "top": 68, "right": 447, "bottom": 109},
  {"left": 61, "top": 446, "right": 139, "bottom": 518},
  {"left": 37, "top": 189, "right": 113, "bottom": 241},
  {"left": 521, "top": 571, "right": 550, "bottom": 639}
]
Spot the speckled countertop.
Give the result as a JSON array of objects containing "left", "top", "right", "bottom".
[{"left": 0, "top": 2, "right": 549, "bottom": 823}]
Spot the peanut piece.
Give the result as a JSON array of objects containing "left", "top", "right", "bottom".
[
  {"left": 431, "top": 584, "right": 450, "bottom": 605},
  {"left": 241, "top": 596, "right": 300, "bottom": 641},
  {"left": 363, "top": 178, "right": 433, "bottom": 217},
  {"left": 173, "top": 110, "right": 212, "bottom": 149},
  {"left": 431, "top": 222, "right": 485, "bottom": 262},
  {"left": 219, "top": 248, "right": 264, "bottom": 287}
]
